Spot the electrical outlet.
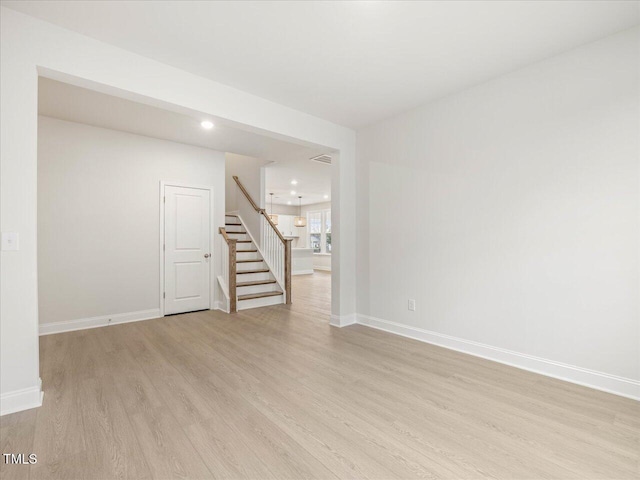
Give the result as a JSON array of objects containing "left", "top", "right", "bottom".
[{"left": 408, "top": 299, "right": 416, "bottom": 311}]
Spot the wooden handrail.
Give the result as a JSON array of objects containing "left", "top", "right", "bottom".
[
  {"left": 232, "top": 176, "right": 261, "bottom": 212},
  {"left": 232, "top": 175, "right": 287, "bottom": 244},
  {"left": 219, "top": 227, "right": 232, "bottom": 243}
]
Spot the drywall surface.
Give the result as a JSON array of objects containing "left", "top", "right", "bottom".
[
  {"left": 1, "top": 7, "right": 355, "bottom": 413},
  {"left": 225, "top": 153, "right": 268, "bottom": 213},
  {"left": 270, "top": 204, "right": 299, "bottom": 216},
  {"left": 357, "top": 28, "right": 639, "bottom": 385},
  {"left": 37, "top": 116, "right": 225, "bottom": 325},
  {"left": 225, "top": 153, "right": 267, "bottom": 244}
]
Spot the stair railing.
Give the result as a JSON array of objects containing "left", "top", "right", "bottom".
[
  {"left": 233, "top": 175, "right": 292, "bottom": 304},
  {"left": 219, "top": 227, "right": 237, "bottom": 313}
]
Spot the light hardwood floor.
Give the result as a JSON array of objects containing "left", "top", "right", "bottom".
[{"left": 1, "top": 270, "right": 638, "bottom": 479}]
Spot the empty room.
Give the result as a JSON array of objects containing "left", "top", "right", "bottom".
[{"left": 1, "top": 1, "right": 638, "bottom": 479}]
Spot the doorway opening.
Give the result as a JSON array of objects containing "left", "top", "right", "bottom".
[
  {"left": 36, "top": 76, "right": 339, "bottom": 335},
  {"left": 263, "top": 150, "right": 332, "bottom": 318}
]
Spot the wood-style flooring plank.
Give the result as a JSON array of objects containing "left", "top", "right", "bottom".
[
  {"left": 0, "top": 409, "right": 37, "bottom": 480},
  {"left": 2, "top": 270, "right": 638, "bottom": 479},
  {"left": 75, "top": 374, "right": 152, "bottom": 480},
  {"left": 128, "top": 407, "right": 212, "bottom": 479}
]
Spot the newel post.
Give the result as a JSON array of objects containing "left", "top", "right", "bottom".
[
  {"left": 229, "top": 238, "right": 237, "bottom": 313},
  {"left": 284, "top": 238, "right": 293, "bottom": 304}
]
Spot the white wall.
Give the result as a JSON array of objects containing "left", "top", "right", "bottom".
[
  {"left": 296, "top": 202, "right": 333, "bottom": 271},
  {"left": 356, "top": 28, "right": 640, "bottom": 398},
  {"left": 225, "top": 153, "right": 268, "bottom": 213},
  {"left": 225, "top": 153, "right": 268, "bottom": 245},
  {"left": 37, "top": 116, "right": 225, "bottom": 326},
  {"left": 270, "top": 204, "right": 298, "bottom": 215},
  {"left": 1, "top": 7, "right": 356, "bottom": 415}
]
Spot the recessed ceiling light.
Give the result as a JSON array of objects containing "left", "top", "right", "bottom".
[
  {"left": 291, "top": 180, "right": 298, "bottom": 185},
  {"left": 200, "top": 120, "right": 214, "bottom": 129},
  {"left": 287, "top": 201, "right": 292, "bottom": 205},
  {"left": 290, "top": 190, "right": 296, "bottom": 195},
  {"left": 324, "top": 195, "right": 329, "bottom": 199}
]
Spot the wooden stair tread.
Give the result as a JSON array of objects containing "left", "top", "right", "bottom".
[
  {"left": 237, "top": 269, "right": 270, "bottom": 274},
  {"left": 237, "top": 280, "right": 277, "bottom": 287},
  {"left": 225, "top": 223, "right": 242, "bottom": 226},
  {"left": 237, "top": 240, "right": 252, "bottom": 243},
  {"left": 237, "top": 249, "right": 258, "bottom": 253},
  {"left": 227, "top": 231, "right": 246, "bottom": 234},
  {"left": 238, "top": 291, "right": 283, "bottom": 301},
  {"left": 225, "top": 214, "right": 238, "bottom": 217},
  {"left": 237, "top": 259, "right": 263, "bottom": 263}
]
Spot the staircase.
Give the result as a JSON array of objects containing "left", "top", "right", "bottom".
[
  {"left": 217, "top": 175, "right": 292, "bottom": 313},
  {"left": 222, "top": 214, "right": 285, "bottom": 310}
]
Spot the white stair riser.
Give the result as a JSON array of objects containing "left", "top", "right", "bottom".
[
  {"left": 237, "top": 294, "right": 284, "bottom": 310},
  {"left": 225, "top": 227, "right": 245, "bottom": 234},
  {"left": 237, "top": 261, "right": 266, "bottom": 272},
  {"left": 226, "top": 233, "right": 249, "bottom": 241},
  {"left": 236, "top": 284, "right": 279, "bottom": 296},
  {"left": 236, "top": 251, "right": 262, "bottom": 261},
  {"left": 236, "top": 271, "right": 273, "bottom": 282}
]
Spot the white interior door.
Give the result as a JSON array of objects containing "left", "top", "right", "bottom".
[{"left": 164, "top": 185, "right": 211, "bottom": 315}]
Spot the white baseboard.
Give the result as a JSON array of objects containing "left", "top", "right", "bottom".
[
  {"left": 292, "top": 269, "right": 314, "bottom": 276},
  {"left": 330, "top": 313, "right": 357, "bottom": 328},
  {"left": 357, "top": 314, "right": 640, "bottom": 401},
  {"left": 214, "top": 300, "right": 230, "bottom": 313},
  {"left": 313, "top": 266, "right": 331, "bottom": 272},
  {"left": 1, "top": 378, "right": 43, "bottom": 416},
  {"left": 39, "top": 308, "right": 161, "bottom": 336}
]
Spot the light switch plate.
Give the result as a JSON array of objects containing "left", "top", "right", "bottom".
[
  {"left": 1, "top": 232, "right": 19, "bottom": 251},
  {"left": 408, "top": 299, "right": 416, "bottom": 311}
]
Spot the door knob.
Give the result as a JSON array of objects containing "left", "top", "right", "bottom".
[{"left": 204, "top": 253, "right": 210, "bottom": 258}]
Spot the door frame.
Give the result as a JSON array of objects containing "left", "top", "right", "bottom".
[{"left": 159, "top": 180, "right": 215, "bottom": 317}]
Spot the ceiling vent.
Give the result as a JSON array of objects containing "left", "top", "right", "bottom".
[{"left": 310, "top": 154, "right": 332, "bottom": 165}]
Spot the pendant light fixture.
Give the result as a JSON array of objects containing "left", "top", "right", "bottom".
[
  {"left": 269, "top": 193, "right": 278, "bottom": 225},
  {"left": 294, "top": 196, "right": 307, "bottom": 227}
]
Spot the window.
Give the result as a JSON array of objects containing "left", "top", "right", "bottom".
[{"left": 308, "top": 209, "right": 331, "bottom": 254}]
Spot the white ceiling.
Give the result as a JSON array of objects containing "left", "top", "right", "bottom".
[
  {"left": 38, "top": 78, "right": 326, "bottom": 161},
  {"left": 39, "top": 78, "right": 331, "bottom": 206},
  {"left": 264, "top": 152, "right": 332, "bottom": 207},
  {"left": 6, "top": 1, "right": 639, "bottom": 128}
]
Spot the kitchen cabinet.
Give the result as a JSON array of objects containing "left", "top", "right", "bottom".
[
  {"left": 276, "top": 215, "right": 299, "bottom": 237},
  {"left": 292, "top": 248, "right": 313, "bottom": 275}
]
